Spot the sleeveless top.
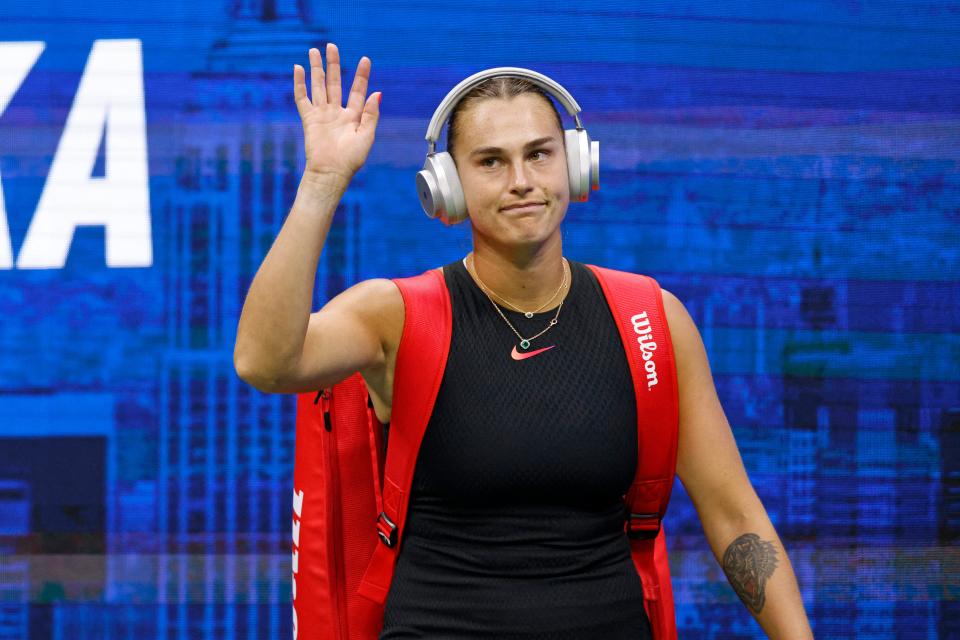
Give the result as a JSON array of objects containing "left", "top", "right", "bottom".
[{"left": 378, "top": 257, "right": 653, "bottom": 639}]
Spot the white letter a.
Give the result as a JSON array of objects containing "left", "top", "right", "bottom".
[{"left": 17, "top": 39, "right": 151, "bottom": 269}]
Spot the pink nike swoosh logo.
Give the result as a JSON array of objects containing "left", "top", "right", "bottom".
[{"left": 511, "top": 345, "right": 556, "bottom": 360}]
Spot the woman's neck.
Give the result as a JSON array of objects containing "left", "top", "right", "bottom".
[{"left": 464, "top": 248, "right": 570, "bottom": 312}]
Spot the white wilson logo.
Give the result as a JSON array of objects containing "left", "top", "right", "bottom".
[
  {"left": 630, "top": 311, "right": 659, "bottom": 390},
  {"left": 292, "top": 488, "right": 304, "bottom": 639}
]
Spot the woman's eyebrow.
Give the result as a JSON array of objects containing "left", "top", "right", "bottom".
[{"left": 468, "top": 136, "right": 558, "bottom": 158}]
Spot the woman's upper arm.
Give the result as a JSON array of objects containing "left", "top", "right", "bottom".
[
  {"left": 662, "top": 288, "right": 757, "bottom": 523},
  {"left": 268, "top": 278, "right": 403, "bottom": 394}
]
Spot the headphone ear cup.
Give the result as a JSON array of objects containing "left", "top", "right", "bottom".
[
  {"left": 564, "top": 128, "right": 595, "bottom": 202},
  {"left": 416, "top": 152, "right": 468, "bottom": 225}
]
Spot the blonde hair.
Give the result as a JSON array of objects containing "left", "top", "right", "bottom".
[{"left": 445, "top": 76, "right": 564, "bottom": 163}]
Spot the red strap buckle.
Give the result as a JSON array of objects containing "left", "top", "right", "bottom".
[
  {"left": 376, "top": 511, "right": 398, "bottom": 547},
  {"left": 626, "top": 512, "right": 661, "bottom": 540}
]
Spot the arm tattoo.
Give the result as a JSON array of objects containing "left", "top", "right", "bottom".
[{"left": 722, "top": 532, "right": 779, "bottom": 615}]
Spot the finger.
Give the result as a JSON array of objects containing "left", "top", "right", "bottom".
[
  {"left": 293, "top": 64, "right": 310, "bottom": 117},
  {"left": 358, "top": 91, "right": 381, "bottom": 137},
  {"left": 308, "top": 47, "right": 326, "bottom": 105},
  {"left": 345, "top": 56, "right": 371, "bottom": 114},
  {"left": 325, "top": 42, "right": 342, "bottom": 107}
]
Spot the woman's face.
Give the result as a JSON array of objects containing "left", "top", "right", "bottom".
[{"left": 451, "top": 93, "right": 570, "bottom": 251}]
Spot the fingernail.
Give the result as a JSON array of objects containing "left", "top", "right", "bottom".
[{"left": 378, "top": 93, "right": 382, "bottom": 105}]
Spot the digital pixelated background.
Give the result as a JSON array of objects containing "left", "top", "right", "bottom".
[{"left": 0, "top": 1, "right": 958, "bottom": 638}]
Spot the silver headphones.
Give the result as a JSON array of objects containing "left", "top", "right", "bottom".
[{"left": 415, "top": 67, "right": 600, "bottom": 226}]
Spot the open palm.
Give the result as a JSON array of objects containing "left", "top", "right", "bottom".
[{"left": 293, "top": 43, "right": 381, "bottom": 183}]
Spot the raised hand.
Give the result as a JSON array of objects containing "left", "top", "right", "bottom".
[{"left": 293, "top": 43, "right": 381, "bottom": 184}]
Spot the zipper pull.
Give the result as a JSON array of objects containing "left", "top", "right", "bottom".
[{"left": 319, "top": 388, "right": 333, "bottom": 431}]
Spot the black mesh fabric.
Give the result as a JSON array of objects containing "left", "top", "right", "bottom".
[{"left": 377, "top": 257, "right": 652, "bottom": 639}]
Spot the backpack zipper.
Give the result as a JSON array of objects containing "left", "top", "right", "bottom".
[
  {"left": 315, "top": 389, "right": 333, "bottom": 431},
  {"left": 319, "top": 388, "right": 349, "bottom": 640}
]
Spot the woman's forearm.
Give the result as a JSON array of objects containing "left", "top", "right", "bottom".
[
  {"left": 701, "top": 496, "right": 814, "bottom": 638},
  {"left": 233, "top": 172, "right": 349, "bottom": 389}
]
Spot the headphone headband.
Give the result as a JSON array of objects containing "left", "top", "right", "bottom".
[{"left": 425, "top": 66, "right": 585, "bottom": 153}]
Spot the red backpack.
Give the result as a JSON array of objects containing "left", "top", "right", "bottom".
[{"left": 291, "top": 264, "right": 679, "bottom": 640}]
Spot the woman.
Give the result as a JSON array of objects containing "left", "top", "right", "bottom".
[{"left": 234, "top": 43, "right": 814, "bottom": 639}]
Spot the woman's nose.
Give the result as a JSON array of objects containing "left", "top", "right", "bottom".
[{"left": 510, "top": 162, "right": 532, "bottom": 191}]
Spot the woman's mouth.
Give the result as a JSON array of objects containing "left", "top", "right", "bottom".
[{"left": 501, "top": 202, "right": 546, "bottom": 214}]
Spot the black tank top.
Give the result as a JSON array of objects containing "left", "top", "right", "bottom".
[{"left": 378, "top": 257, "right": 653, "bottom": 639}]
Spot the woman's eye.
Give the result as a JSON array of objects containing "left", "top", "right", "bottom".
[
  {"left": 481, "top": 158, "right": 499, "bottom": 167},
  {"left": 531, "top": 150, "right": 549, "bottom": 160}
]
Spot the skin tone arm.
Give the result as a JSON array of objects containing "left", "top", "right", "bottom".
[
  {"left": 233, "top": 44, "right": 382, "bottom": 390},
  {"left": 662, "top": 289, "right": 814, "bottom": 639}
]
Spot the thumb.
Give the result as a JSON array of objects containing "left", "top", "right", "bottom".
[{"left": 358, "top": 91, "right": 381, "bottom": 135}]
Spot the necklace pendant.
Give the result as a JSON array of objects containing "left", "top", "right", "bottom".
[
  {"left": 520, "top": 339, "right": 531, "bottom": 349},
  {"left": 524, "top": 311, "right": 533, "bottom": 318}
]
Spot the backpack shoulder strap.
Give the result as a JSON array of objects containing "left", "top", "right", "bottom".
[
  {"left": 587, "top": 264, "right": 679, "bottom": 639},
  {"left": 357, "top": 266, "right": 451, "bottom": 604},
  {"left": 587, "top": 264, "right": 679, "bottom": 524}
]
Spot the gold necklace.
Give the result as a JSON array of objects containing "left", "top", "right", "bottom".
[
  {"left": 465, "top": 255, "right": 566, "bottom": 318},
  {"left": 465, "top": 254, "right": 568, "bottom": 350}
]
